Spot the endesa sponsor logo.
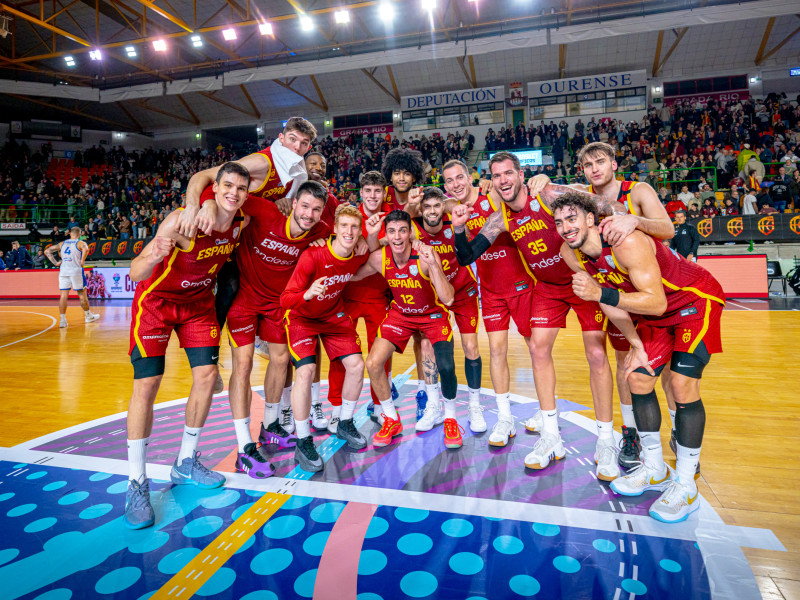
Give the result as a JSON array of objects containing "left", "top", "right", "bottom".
[
  {"left": 181, "top": 278, "right": 213, "bottom": 288},
  {"left": 527, "top": 255, "right": 562, "bottom": 270},
  {"left": 254, "top": 246, "right": 295, "bottom": 266},
  {"left": 479, "top": 249, "right": 507, "bottom": 261}
]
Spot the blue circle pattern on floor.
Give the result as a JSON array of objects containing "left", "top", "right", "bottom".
[{"left": 0, "top": 461, "right": 713, "bottom": 600}]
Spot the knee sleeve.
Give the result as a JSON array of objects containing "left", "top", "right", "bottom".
[
  {"left": 214, "top": 261, "right": 240, "bottom": 328},
  {"left": 131, "top": 347, "right": 165, "bottom": 379},
  {"left": 631, "top": 390, "right": 661, "bottom": 433},
  {"left": 669, "top": 344, "right": 710, "bottom": 379},
  {"left": 465, "top": 357, "right": 482, "bottom": 390},
  {"left": 433, "top": 340, "right": 457, "bottom": 400},
  {"left": 184, "top": 346, "right": 220, "bottom": 369},
  {"left": 675, "top": 399, "right": 705, "bottom": 448}
]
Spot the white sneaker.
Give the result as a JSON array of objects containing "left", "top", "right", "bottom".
[
  {"left": 415, "top": 401, "right": 444, "bottom": 432},
  {"left": 310, "top": 402, "right": 329, "bottom": 431},
  {"left": 649, "top": 477, "right": 701, "bottom": 523},
  {"left": 524, "top": 433, "right": 566, "bottom": 470},
  {"left": 595, "top": 438, "right": 620, "bottom": 482},
  {"left": 254, "top": 339, "right": 269, "bottom": 359},
  {"left": 524, "top": 408, "right": 559, "bottom": 433},
  {"left": 610, "top": 461, "right": 671, "bottom": 497},
  {"left": 59, "top": 318, "right": 68, "bottom": 328},
  {"left": 327, "top": 416, "right": 339, "bottom": 435},
  {"left": 468, "top": 404, "right": 487, "bottom": 433},
  {"left": 84, "top": 312, "right": 100, "bottom": 323},
  {"left": 488, "top": 417, "right": 516, "bottom": 447},
  {"left": 280, "top": 405, "right": 295, "bottom": 434}
]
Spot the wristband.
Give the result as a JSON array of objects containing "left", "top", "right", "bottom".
[{"left": 599, "top": 287, "right": 620, "bottom": 307}]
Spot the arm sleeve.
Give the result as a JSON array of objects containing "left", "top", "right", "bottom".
[
  {"left": 280, "top": 254, "right": 315, "bottom": 310},
  {"left": 454, "top": 230, "right": 492, "bottom": 266}
]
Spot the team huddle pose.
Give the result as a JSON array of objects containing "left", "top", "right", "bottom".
[{"left": 122, "top": 118, "right": 723, "bottom": 529}]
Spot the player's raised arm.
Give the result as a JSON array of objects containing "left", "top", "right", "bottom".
[
  {"left": 130, "top": 213, "right": 180, "bottom": 282},
  {"left": 364, "top": 212, "right": 387, "bottom": 252},
  {"left": 419, "top": 244, "right": 454, "bottom": 306},
  {"left": 600, "top": 183, "right": 675, "bottom": 245},
  {"left": 44, "top": 241, "right": 63, "bottom": 267},
  {"left": 452, "top": 204, "right": 506, "bottom": 266}
]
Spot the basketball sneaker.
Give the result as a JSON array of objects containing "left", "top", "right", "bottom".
[
  {"left": 259, "top": 419, "right": 298, "bottom": 448},
  {"left": 254, "top": 338, "right": 270, "bottom": 359},
  {"left": 310, "top": 402, "right": 328, "bottom": 431},
  {"left": 524, "top": 408, "right": 560, "bottom": 433},
  {"left": 367, "top": 402, "right": 376, "bottom": 421},
  {"left": 213, "top": 371, "right": 224, "bottom": 395},
  {"left": 468, "top": 404, "right": 487, "bottom": 433},
  {"left": 391, "top": 382, "right": 399, "bottom": 401},
  {"left": 649, "top": 477, "right": 701, "bottom": 523},
  {"left": 618, "top": 426, "right": 641, "bottom": 469},
  {"left": 85, "top": 312, "right": 100, "bottom": 323},
  {"left": 280, "top": 405, "right": 296, "bottom": 434},
  {"left": 444, "top": 418, "right": 464, "bottom": 449},
  {"left": 669, "top": 430, "right": 701, "bottom": 479},
  {"left": 595, "top": 438, "right": 621, "bottom": 482},
  {"left": 336, "top": 418, "right": 367, "bottom": 450},
  {"left": 123, "top": 477, "right": 154, "bottom": 530},
  {"left": 488, "top": 417, "right": 516, "bottom": 447},
  {"left": 524, "top": 433, "right": 566, "bottom": 470},
  {"left": 415, "top": 390, "right": 428, "bottom": 421},
  {"left": 294, "top": 436, "right": 323, "bottom": 472},
  {"left": 609, "top": 461, "right": 671, "bottom": 496},
  {"left": 416, "top": 401, "right": 444, "bottom": 432},
  {"left": 327, "top": 415, "right": 339, "bottom": 435},
  {"left": 170, "top": 451, "right": 225, "bottom": 489},
  {"left": 59, "top": 316, "right": 68, "bottom": 328},
  {"left": 373, "top": 415, "right": 402, "bottom": 447},
  {"left": 235, "top": 443, "right": 274, "bottom": 479}
]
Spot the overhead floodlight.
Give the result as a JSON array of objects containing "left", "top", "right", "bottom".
[
  {"left": 334, "top": 10, "right": 350, "bottom": 24},
  {"left": 152, "top": 39, "right": 167, "bottom": 52},
  {"left": 64, "top": 55, "right": 75, "bottom": 67},
  {"left": 89, "top": 49, "right": 102, "bottom": 61},
  {"left": 300, "top": 15, "right": 313, "bottom": 31},
  {"left": 191, "top": 35, "right": 203, "bottom": 47},
  {"left": 259, "top": 22, "right": 273, "bottom": 35},
  {"left": 379, "top": 2, "right": 395, "bottom": 22},
  {"left": 421, "top": 0, "right": 436, "bottom": 11},
  {"left": 125, "top": 45, "right": 137, "bottom": 57},
  {"left": 222, "top": 28, "right": 236, "bottom": 41}
]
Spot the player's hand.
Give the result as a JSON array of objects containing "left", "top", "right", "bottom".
[
  {"left": 152, "top": 236, "right": 175, "bottom": 261},
  {"left": 598, "top": 214, "right": 639, "bottom": 246},
  {"left": 304, "top": 276, "right": 328, "bottom": 301},
  {"left": 417, "top": 244, "right": 435, "bottom": 266},
  {"left": 56, "top": 261, "right": 62, "bottom": 267},
  {"left": 177, "top": 204, "right": 199, "bottom": 238},
  {"left": 309, "top": 238, "right": 326, "bottom": 248},
  {"left": 365, "top": 212, "right": 386, "bottom": 237},
  {"left": 276, "top": 197, "right": 293, "bottom": 217},
  {"left": 195, "top": 202, "right": 217, "bottom": 236},
  {"left": 478, "top": 179, "right": 492, "bottom": 195},
  {"left": 407, "top": 186, "right": 423, "bottom": 208},
  {"left": 450, "top": 204, "right": 470, "bottom": 229},
  {"left": 527, "top": 174, "right": 551, "bottom": 198},
  {"left": 354, "top": 237, "right": 369, "bottom": 256},
  {"left": 571, "top": 272, "right": 602, "bottom": 302},
  {"left": 623, "top": 343, "right": 655, "bottom": 379}
]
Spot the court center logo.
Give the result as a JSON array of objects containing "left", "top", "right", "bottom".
[
  {"left": 757, "top": 216, "right": 774, "bottom": 236},
  {"left": 726, "top": 217, "right": 743, "bottom": 237},
  {"left": 697, "top": 218, "right": 713, "bottom": 238}
]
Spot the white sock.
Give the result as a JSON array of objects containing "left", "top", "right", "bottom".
[
  {"left": 639, "top": 431, "right": 665, "bottom": 471},
  {"left": 426, "top": 383, "right": 440, "bottom": 407},
  {"left": 60, "top": 313, "right": 67, "bottom": 321},
  {"left": 596, "top": 420, "right": 614, "bottom": 443},
  {"left": 668, "top": 408, "right": 677, "bottom": 430},
  {"left": 676, "top": 442, "right": 700, "bottom": 489},
  {"left": 417, "top": 380, "right": 425, "bottom": 394},
  {"left": 84, "top": 309, "right": 92, "bottom": 316},
  {"left": 127, "top": 437, "right": 149, "bottom": 482},
  {"left": 340, "top": 399, "right": 357, "bottom": 421},
  {"left": 331, "top": 405, "right": 342, "bottom": 422},
  {"left": 380, "top": 398, "right": 398, "bottom": 421},
  {"left": 177, "top": 426, "right": 202, "bottom": 463},
  {"left": 233, "top": 417, "right": 253, "bottom": 452},
  {"left": 263, "top": 402, "right": 279, "bottom": 426},
  {"left": 495, "top": 392, "right": 511, "bottom": 420},
  {"left": 620, "top": 403, "right": 637, "bottom": 429},
  {"left": 280, "top": 386, "right": 293, "bottom": 409},
  {"left": 443, "top": 397, "right": 457, "bottom": 419},
  {"left": 311, "top": 382, "right": 321, "bottom": 406},
  {"left": 295, "top": 417, "right": 311, "bottom": 439},
  {"left": 468, "top": 388, "right": 480, "bottom": 407},
  {"left": 542, "top": 409, "right": 559, "bottom": 436},
  {"left": 388, "top": 370, "right": 393, "bottom": 384}
]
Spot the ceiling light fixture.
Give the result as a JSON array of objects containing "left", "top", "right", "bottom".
[
  {"left": 334, "top": 10, "right": 350, "bottom": 24},
  {"left": 300, "top": 15, "right": 313, "bottom": 31},
  {"left": 421, "top": 0, "right": 436, "bottom": 12},
  {"left": 191, "top": 34, "right": 203, "bottom": 47},
  {"left": 89, "top": 49, "right": 102, "bottom": 60},
  {"left": 64, "top": 55, "right": 75, "bottom": 66},
  {"left": 152, "top": 39, "right": 167, "bottom": 52},
  {"left": 125, "top": 45, "right": 137, "bottom": 57},
  {"left": 379, "top": 2, "right": 395, "bottom": 22},
  {"left": 222, "top": 28, "right": 236, "bottom": 41},
  {"left": 259, "top": 22, "right": 273, "bottom": 35}
]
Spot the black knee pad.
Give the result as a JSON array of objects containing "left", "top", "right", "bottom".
[
  {"left": 214, "top": 261, "right": 240, "bottom": 328},
  {"left": 465, "top": 357, "right": 482, "bottom": 390},
  {"left": 184, "top": 346, "right": 220, "bottom": 369},
  {"left": 630, "top": 390, "right": 661, "bottom": 433},
  {"left": 669, "top": 344, "right": 710, "bottom": 379},
  {"left": 675, "top": 399, "right": 706, "bottom": 448},
  {"left": 131, "top": 346, "right": 165, "bottom": 379},
  {"left": 433, "top": 340, "right": 457, "bottom": 399}
]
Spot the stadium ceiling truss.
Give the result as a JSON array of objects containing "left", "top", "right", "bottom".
[{"left": 0, "top": 0, "right": 798, "bottom": 132}]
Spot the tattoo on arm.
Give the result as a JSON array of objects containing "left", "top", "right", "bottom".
[
  {"left": 422, "top": 355, "right": 439, "bottom": 385},
  {"left": 481, "top": 210, "right": 506, "bottom": 243}
]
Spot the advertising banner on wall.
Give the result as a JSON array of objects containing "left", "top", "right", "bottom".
[
  {"left": 79, "top": 238, "right": 150, "bottom": 261},
  {"left": 333, "top": 124, "right": 393, "bottom": 138},
  {"left": 691, "top": 214, "right": 800, "bottom": 243},
  {"left": 401, "top": 86, "right": 505, "bottom": 110},
  {"left": 664, "top": 90, "right": 750, "bottom": 106},
  {"left": 528, "top": 70, "right": 647, "bottom": 99},
  {"left": 86, "top": 267, "right": 140, "bottom": 299}
]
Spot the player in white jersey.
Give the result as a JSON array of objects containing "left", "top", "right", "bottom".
[{"left": 45, "top": 227, "right": 100, "bottom": 328}]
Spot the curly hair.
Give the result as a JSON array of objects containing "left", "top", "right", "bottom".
[
  {"left": 551, "top": 191, "right": 599, "bottom": 224},
  {"left": 382, "top": 147, "right": 424, "bottom": 186}
]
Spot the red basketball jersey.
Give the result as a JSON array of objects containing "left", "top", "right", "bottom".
[
  {"left": 412, "top": 216, "right": 476, "bottom": 293},
  {"left": 381, "top": 246, "right": 449, "bottom": 318},
  {"left": 383, "top": 186, "right": 407, "bottom": 212},
  {"left": 248, "top": 146, "right": 293, "bottom": 201},
  {"left": 342, "top": 203, "right": 391, "bottom": 304}
]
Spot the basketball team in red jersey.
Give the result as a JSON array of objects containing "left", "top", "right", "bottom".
[{"left": 123, "top": 116, "right": 724, "bottom": 529}]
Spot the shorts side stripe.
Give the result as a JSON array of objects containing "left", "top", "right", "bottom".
[{"left": 687, "top": 299, "right": 711, "bottom": 353}]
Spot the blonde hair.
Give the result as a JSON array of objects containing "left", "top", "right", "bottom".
[
  {"left": 577, "top": 142, "right": 616, "bottom": 166},
  {"left": 334, "top": 204, "right": 363, "bottom": 228}
]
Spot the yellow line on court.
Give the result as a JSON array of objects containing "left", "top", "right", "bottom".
[{"left": 151, "top": 492, "right": 291, "bottom": 599}]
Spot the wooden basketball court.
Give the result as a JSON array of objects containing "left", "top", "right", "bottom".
[{"left": 0, "top": 300, "right": 797, "bottom": 599}]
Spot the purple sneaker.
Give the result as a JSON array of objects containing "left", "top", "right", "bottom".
[
  {"left": 259, "top": 419, "right": 298, "bottom": 448},
  {"left": 235, "top": 443, "right": 275, "bottom": 479}
]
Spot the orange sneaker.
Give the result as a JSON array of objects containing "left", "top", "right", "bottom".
[
  {"left": 443, "top": 418, "right": 464, "bottom": 449},
  {"left": 373, "top": 415, "right": 402, "bottom": 447}
]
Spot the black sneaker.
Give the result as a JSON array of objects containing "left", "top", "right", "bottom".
[
  {"left": 670, "top": 429, "right": 701, "bottom": 479},
  {"left": 235, "top": 443, "right": 275, "bottom": 479},
  {"left": 294, "top": 436, "right": 324, "bottom": 472},
  {"left": 618, "top": 426, "right": 641, "bottom": 469},
  {"left": 336, "top": 418, "right": 367, "bottom": 450}
]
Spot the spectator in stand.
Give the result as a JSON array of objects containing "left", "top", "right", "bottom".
[
  {"left": 33, "top": 249, "right": 48, "bottom": 269},
  {"left": 699, "top": 184, "right": 717, "bottom": 206},
  {"left": 7, "top": 240, "right": 33, "bottom": 270},
  {"left": 777, "top": 165, "right": 792, "bottom": 185},
  {"left": 759, "top": 202, "right": 778, "bottom": 215},
  {"left": 742, "top": 187, "right": 759, "bottom": 215},
  {"left": 657, "top": 186, "right": 671, "bottom": 206},
  {"left": 720, "top": 197, "right": 739, "bottom": 216},
  {"left": 0, "top": 250, "right": 5, "bottom": 271},
  {"left": 701, "top": 197, "right": 718, "bottom": 217},
  {"left": 687, "top": 201, "right": 702, "bottom": 220},
  {"left": 677, "top": 185, "right": 694, "bottom": 207},
  {"left": 119, "top": 215, "right": 132, "bottom": 240},
  {"left": 768, "top": 176, "right": 792, "bottom": 212},
  {"left": 789, "top": 169, "right": 800, "bottom": 207},
  {"left": 670, "top": 210, "right": 700, "bottom": 261},
  {"left": 665, "top": 194, "right": 687, "bottom": 220}
]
